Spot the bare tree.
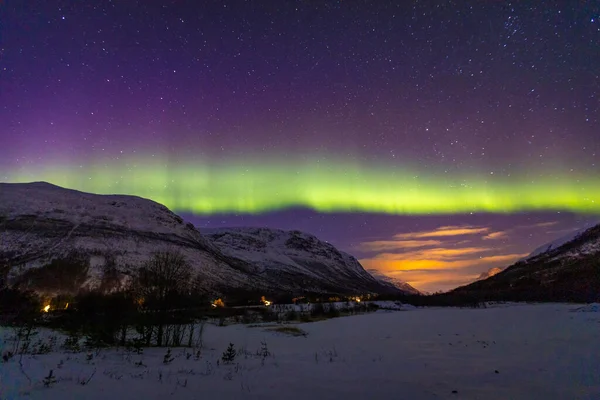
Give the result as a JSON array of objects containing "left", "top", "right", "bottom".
[
  {"left": 133, "top": 251, "right": 192, "bottom": 346},
  {"left": 0, "top": 258, "right": 10, "bottom": 289}
]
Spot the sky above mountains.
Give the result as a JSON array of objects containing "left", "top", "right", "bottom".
[{"left": 1, "top": 1, "right": 599, "bottom": 291}]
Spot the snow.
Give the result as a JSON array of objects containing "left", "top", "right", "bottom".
[
  {"left": 1, "top": 183, "right": 390, "bottom": 295},
  {"left": 2, "top": 304, "right": 599, "bottom": 400},
  {"left": 0, "top": 182, "right": 249, "bottom": 291},
  {"left": 552, "top": 238, "right": 600, "bottom": 262},
  {"left": 571, "top": 303, "right": 600, "bottom": 313},
  {"left": 0, "top": 182, "right": 200, "bottom": 238},
  {"left": 518, "top": 222, "right": 600, "bottom": 267},
  {"left": 205, "top": 227, "right": 366, "bottom": 277},
  {"left": 366, "top": 268, "right": 421, "bottom": 294},
  {"left": 525, "top": 223, "right": 598, "bottom": 260},
  {"left": 204, "top": 227, "right": 394, "bottom": 293}
]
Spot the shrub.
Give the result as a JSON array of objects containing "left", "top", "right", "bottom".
[
  {"left": 267, "top": 326, "right": 307, "bottom": 337},
  {"left": 310, "top": 303, "right": 326, "bottom": 317},
  {"left": 285, "top": 309, "right": 298, "bottom": 321},
  {"left": 62, "top": 332, "right": 81, "bottom": 353},
  {"left": 163, "top": 348, "right": 174, "bottom": 365},
  {"left": 221, "top": 343, "right": 236, "bottom": 364},
  {"left": 326, "top": 304, "right": 340, "bottom": 318},
  {"left": 43, "top": 369, "right": 57, "bottom": 387}
]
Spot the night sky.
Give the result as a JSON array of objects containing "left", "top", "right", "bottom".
[{"left": 2, "top": 1, "right": 599, "bottom": 292}]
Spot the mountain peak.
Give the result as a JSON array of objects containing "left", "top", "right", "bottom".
[
  {"left": 205, "top": 227, "right": 407, "bottom": 295},
  {"left": 366, "top": 269, "right": 421, "bottom": 295},
  {"left": 1, "top": 183, "right": 401, "bottom": 297}
]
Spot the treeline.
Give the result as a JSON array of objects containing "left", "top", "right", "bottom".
[
  {"left": 1, "top": 251, "right": 210, "bottom": 348},
  {"left": 375, "top": 282, "right": 599, "bottom": 306},
  {"left": 1, "top": 251, "right": 375, "bottom": 348}
]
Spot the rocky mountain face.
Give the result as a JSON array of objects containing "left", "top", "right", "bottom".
[
  {"left": 365, "top": 269, "right": 421, "bottom": 295},
  {"left": 0, "top": 182, "right": 401, "bottom": 297},
  {"left": 204, "top": 227, "right": 405, "bottom": 295},
  {"left": 453, "top": 223, "right": 600, "bottom": 302},
  {"left": 524, "top": 224, "right": 596, "bottom": 259}
]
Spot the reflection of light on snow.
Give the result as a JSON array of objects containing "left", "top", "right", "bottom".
[{"left": 43, "top": 305, "right": 50, "bottom": 313}]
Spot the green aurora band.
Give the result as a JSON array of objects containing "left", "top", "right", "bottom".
[{"left": 5, "top": 158, "right": 600, "bottom": 215}]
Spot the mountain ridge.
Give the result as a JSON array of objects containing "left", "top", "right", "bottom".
[
  {"left": 204, "top": 227, "right": 406, "bottom": 295},
  {"left": 453, "top": 223, "right": 600, "bottom": 302},
  {"left": 366, "top": 268, "right": 421, "bottom": 295},
  {"left": 0, "top": 182, "right": 402, "bottom": 297}
]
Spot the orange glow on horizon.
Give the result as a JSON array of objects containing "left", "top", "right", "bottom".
[{"left": 361, "top": 253, "right": 527, "bottom": 292}]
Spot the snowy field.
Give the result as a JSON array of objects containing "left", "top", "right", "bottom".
[{"left": 1, "top": 303, "right": 599, "bottom": 400}]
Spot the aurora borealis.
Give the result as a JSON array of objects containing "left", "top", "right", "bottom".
[
  {"left": 1, "top": 1, "right": 599, "bottom": 291},
  {"left": 6, "top": 158, "right": 600, "bottom": 215}
]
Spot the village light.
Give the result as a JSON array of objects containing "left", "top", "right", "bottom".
[
  {"left": 212, "top": 298, "right": 225, "bottom": 308},
  {"left": 260, "top": 296, "right": 272, "bottom": 306}
]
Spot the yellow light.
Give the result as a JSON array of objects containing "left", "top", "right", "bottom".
[
  {"left": 64, "top": 302, "right": 69, "bottom": 310},
  {"left": 355, "top": 297, "right": 361, "bottom": 303},
  {"left": 261, "top": 296, "right": 272, "bottom": 306},
  {"left": 212, "top": 298, "right": 225, "bottom": 308},
  {"left": 43, "top": 305, "right": 50, "bottom": 313}
]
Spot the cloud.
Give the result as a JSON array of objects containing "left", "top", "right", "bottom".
[
  {"left": 482, "top": 221, "right": 559, "bottom": 241},
  {"left": 531, "top": 221, "right": 558, "bottom": 228},
  {"left": 393, "top": 225, "right": 490, "bottom": 240},
  {"left": 483, "top": 230, "right": 509, "bottom": 240},
  {"left": 356, "top": 239, "right": 442, "bottom": 252},
  {"left": 360, "top": 252, "right": 528, "bottom": 293},
  {"left": 369, "top": 268, "right": 482, "bottom": 293},
  {"left": 388, "top": 270, "right": 480, "bottom": 293},
  {"left": 357, "top": 223, "right": 531, "bottom": 293},
  {"left": 357, "top": 225, "right": 490, "bottom": 253},
  {"left": 372, "top": 247, "right": 493, "bottom": 262},
  {"left": 361, "top": 252, "right": 527, "bottom": 272}
]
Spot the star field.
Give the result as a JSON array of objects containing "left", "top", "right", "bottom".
[{"left": 1, "top": 1, "right": 599, "bottom": 291}]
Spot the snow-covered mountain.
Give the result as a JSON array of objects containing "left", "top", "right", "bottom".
[
  {"left": 476, "top": 267, "right": 504, "bottom": 281},
  {"left": 454, "top": 223, "right": 600, "bottom": 302},
  {"left": 366, "top": 269, "right": 421, "bottom": 295},
  {"left": 204, "top": 227, "right": 406, "bottom": 295},
  {"left": 524, "top": 224, "right": 597, "bottom": 260},
  {"left": 0, "top": 182, "right": 397, "bottom": 297}
]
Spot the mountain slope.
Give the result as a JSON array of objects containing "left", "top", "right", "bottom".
[
  {"left": 525, "top": 224, "right": 596, "bottom": 259},
  {"left": 0, "top": 182, "right": 396, "bottom": 297},
  {"left": 366, "top": 269, "right": 421, "bottom": 295},
  {"left": 453, "top": 223, "right": 600, "bottom": 302},
  {"left": 476, "top": 267, "right": 504, "bottom": 281},
  {"left": 0, "top": 182, "right": 261, "bottom": 294},
  {"left": 204, "top": 227, "right": 405, "bottom": 295}
]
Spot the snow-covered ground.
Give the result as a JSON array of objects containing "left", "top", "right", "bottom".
[{"left": 1, "top": 304, "right": 599, "bottom": 400}]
